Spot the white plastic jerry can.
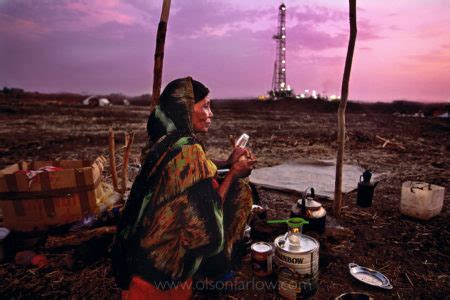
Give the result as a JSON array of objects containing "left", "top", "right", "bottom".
[{"left": 400, "top": 181, "right": 445, "bottom": 220}]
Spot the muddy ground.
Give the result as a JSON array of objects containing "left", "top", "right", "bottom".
[{"left": 0, "top": 98, "right": 449, "bottom": 299}]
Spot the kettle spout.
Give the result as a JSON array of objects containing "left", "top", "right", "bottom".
[{"left": 373, "top": 181, "right": 379, "bottom": 188}]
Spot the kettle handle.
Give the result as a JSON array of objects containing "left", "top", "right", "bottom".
[
  {"left": 302, "top": 187, "right": 315, "bottom": 199},
  {"left": 301, "top": 187, "right": 315, "bottom": 214}
]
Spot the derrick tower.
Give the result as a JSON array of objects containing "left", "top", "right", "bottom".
[{"left": 270, "top": 3, "right": 293, "bottom": 99}]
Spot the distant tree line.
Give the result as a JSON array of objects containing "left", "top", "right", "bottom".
[
  {"left": 1, "top": 87, "right": 447, "bottom": 115},
  {"left": 0, "top": 86, "right": 151, "bottom": 106},
  {"left": 2, "top": 87, "right": 25, "bottom": 98},
  {"left": 213, "top": 98, "right": 449, "bottom": 116}
]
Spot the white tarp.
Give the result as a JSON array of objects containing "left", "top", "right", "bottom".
[
  {"left": 250, "top": 159, "right": 376, "bottom": 199},
  {"left": 82, "top": 96, "right": 111, "bottom": 106}
]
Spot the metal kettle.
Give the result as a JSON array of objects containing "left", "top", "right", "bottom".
[
  {"left": 291, "top": 187, "right": 327, "bottom": 233},
  {"left": 357, "top": 170, "right": 379, "bottom": 208}
]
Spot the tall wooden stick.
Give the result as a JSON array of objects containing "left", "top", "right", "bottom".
[
  {"left": 121, "top": 132, "right": 135, "bottom": 194},
  {"left": 108, "top": 128, "right": 119, "bottom": 191},
  {"left": 333, "top": 0, "right": 357, "bottom": 216},
  {"left": 151, "top": 0, "right": 171, "bottom": 111}
]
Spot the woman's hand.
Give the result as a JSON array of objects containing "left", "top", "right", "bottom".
[
  {"left": 226, "top": 147, "right": 248, "bottom": 165},
  {"left": 217, "top": 148, "right": 256, "bottom": 204},
  {"left": 230, "top": 155, "right": 256, "bottom": 178}
]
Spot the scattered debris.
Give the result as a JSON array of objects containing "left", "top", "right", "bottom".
[
  {"left": 375, "top": 135, "right": 406, "bottom": 150},
  {"left": 45, "top": 226, "right": 116, "bottom": 249},
  {"left": 393, "top": 112, "right": 424, "bottom": 118}
]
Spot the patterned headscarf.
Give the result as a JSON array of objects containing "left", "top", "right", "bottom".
[{"left": 147, "top": 77, "right": 209, "bottom": 144}]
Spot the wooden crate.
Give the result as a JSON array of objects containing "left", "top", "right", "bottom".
[{"left": 0, "top": 156, "right": 106, "bottom": 232}]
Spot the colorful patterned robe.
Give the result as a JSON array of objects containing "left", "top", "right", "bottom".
[{"left": 132, "top": 136, "right": 252, "bottom": 289}]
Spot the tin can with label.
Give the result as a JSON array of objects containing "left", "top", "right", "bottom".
[
  {"left": 274, "top": 233, "right": 320, "bottom": 299},
  {"left": 251, "top": 242, "right": 273, "bottom": 276}
]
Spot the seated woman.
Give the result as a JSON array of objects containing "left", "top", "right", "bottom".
[{"left": 112, "top": 77, "right": 256, "bottom": 299}]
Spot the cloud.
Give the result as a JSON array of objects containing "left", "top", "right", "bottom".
[
  {"left": 64, "top": 2, "right": 136, "bottom": 26},
  {"left": 388, "top": 25, "right": 401, "bottom": 31},
  {"left": 408, "top": 48, "right": 450, "bottom": 66},
  {"left": 288, "top": 25, "right": 347, "bottom": 50},
  {"left": 289, "top": 4, "right": 348, "bottom": 24},
  {"left": 163, "top": 27, "right": 275, "bottom": 98},
  {"left": 414, "top": 25, "right": 450, "bottom": 39},
  {"left": 168, "top": 1, "right": 274, "bottom": 39},
  {"left": 0, "top": 0, "right": 151, "bottom": 39},
  {"left": 0, "top": 6, "right": 155, "bottom": 95},
  {"left": 357, "top": 19, "right": 381, "bottom": 41},
  {"left": 0, "top": 12, "right": 50, "bottom": 39},
  {"left": 279, "top": 4, "right": 380, "bottom": 51}
]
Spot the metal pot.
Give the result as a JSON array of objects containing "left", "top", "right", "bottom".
[{"left": 291, "top": 187, "right": 327, "bottom": 233}]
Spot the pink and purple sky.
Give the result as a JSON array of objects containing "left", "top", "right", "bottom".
[{"left": 0, "top": 0, "right": 449, "bottom": 102}]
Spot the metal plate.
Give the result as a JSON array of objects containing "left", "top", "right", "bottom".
[{"left": 348, "top": 263, "right": 393, "bottom": 289}]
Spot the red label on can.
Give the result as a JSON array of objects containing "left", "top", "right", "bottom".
[{"left": 251, "top": 242, "right": 273, "bottom": 276}]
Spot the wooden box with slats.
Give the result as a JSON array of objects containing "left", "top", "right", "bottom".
[{"left": 0, "top": 156, "right": 106, "bottom": 232}]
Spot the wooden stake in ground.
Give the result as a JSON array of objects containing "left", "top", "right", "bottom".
[
  {"left": 333, "top": 0, "right": 357, "bottom": 217},
  {"left": 108, "top": 128, "right": 119, "bottom": 191},
  {"left": 120, "top": 132, "right": 135, "bottom": 194},
  {"left": 151, "top": 0, "right": 171, "bottom": 111}
]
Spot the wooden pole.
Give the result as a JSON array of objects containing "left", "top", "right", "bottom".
[
  {"left": 120, "top": 132, "right": 135, "bottom": 194},
  {"left": 108, "top": 128, "right": 119, "bottom": 191},
  {"left": 151, "top": 0, "right": 171, "bottom": 111},
  {"left": 333, "top": 0, "right": 357, "bottom": 216}
]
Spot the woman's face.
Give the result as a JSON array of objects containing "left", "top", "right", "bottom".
[{"left": 192, "top": 96, "right": 213, "bottom": 133}]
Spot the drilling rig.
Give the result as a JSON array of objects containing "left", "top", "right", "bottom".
[{"left": 269, "top": 3, "right": 294, "bottom": 100}]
